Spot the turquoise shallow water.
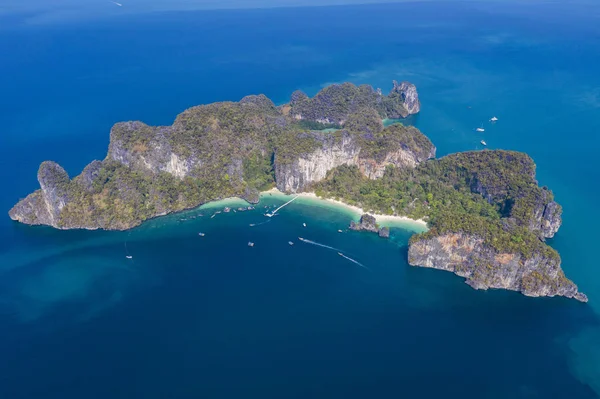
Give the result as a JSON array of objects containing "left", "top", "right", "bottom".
[{"left": 1, "top": 2, "right": 600, "bottom": 397}]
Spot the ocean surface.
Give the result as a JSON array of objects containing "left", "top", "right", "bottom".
[{"left": 1, "top": 1, "right": 600, "bottom": 398}]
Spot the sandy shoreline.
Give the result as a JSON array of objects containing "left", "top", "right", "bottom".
[{"left": 261, "top": 188, "right": 428, "bottom": 229}]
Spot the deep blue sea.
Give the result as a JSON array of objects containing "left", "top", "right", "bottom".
[{"left": 1, "top": 2, "right": 600, "bottom": 398}]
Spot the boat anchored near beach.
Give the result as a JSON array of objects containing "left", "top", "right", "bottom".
[{"left": 481, "top": 140, "right": 487, "bottom": 146}]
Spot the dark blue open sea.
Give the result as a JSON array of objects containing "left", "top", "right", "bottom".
[{"left": 1, "top": 2, "right": 600, "bottom": 398}]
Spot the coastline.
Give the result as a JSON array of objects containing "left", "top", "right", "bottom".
[{"left": 261, "top": 188, "right": 428, "bottom": 231}]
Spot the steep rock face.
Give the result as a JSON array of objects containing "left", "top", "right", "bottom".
[
  {"left": 107, "top": 122, "right": 202, "bottom": 179},
  {"left": 408, "top": 233, "right": 587, "bottom": 302},
  {"left": 471, "top": 175, "right": 562, "bottom": 239},
  {"left": 275, "top": 132, "right": 360, "bottom": 193},
  {"left": 275, "top": 126, "right": 436, "bottom": 193},
  {"left": 389, "top": 81, "right": 421, "bottom": 116},
  {"left": 9, "top": 161, "right": 71, "bottom": 228},
  {"left": 76, "top": 160, "right": 103, "bottom": 191},
  {"left": 357, "top": 144, "right": 435, "bottom": 178},
  {"left": 530, "top": 191, "right": 562, "bottom": 238}
]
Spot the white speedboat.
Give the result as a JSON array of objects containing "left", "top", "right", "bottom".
[
  {"left": 490, "top": 116, "right": 499, "bottom": 122},
  {"left": 481, "top": 140, "right": 487, "bottom": 146},
  {"left": 476, "top": 127, "right": 485, "bottom": 132}
]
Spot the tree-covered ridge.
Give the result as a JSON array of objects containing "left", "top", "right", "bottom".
[
  {"left": 289, "top": 81, "right": 419, "bottom": 126},
  {"left": 312, "top": 149, "right": 564, "bottom": 271},
  {"left": 58, "top": 160, "right": 239, "bottom": 230},
  {"left": 417, "top": 151, "right": 561, "bottom": 235}
]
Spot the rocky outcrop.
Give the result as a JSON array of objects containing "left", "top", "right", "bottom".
[
  {"left": 390, "top": 81, "right": 420, "bottom": 116},
  {"left": 470, "top": 176, "right": 562, "bottom": 239},
  {"left": 76, "top": 160, "right": 103, "bottom": 191},
  {"left": 408, "top": 232, "right": 587, "bottom": 302},
  {"left": 9, "top": 161, "right": 72, "bottom": 228},
  {"left": 530, "top": 191, "right": 562, "bottom": 238},
  {"left": 349, "top": 214, "right": 390, "bottom": 238},
  {"left": 379, "top": 227, "right": 390, "bottom": 238}
]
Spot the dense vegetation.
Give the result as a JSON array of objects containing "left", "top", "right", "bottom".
[
  {"left": 12, "top": 81, "right": 560, "bottom": 267},
  {"left": 289, "top": 82, "right": 413, "bottom": 125},
  {"left": 312, "top": 149, "right": 560, "bottom": 259},
  {"left": 59, "top": 160, "right": 239, "bottom": 230}
]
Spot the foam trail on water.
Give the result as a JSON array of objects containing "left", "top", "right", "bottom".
[
  {"left": 338, "top": 252, "right": 371, "bottom": 271},
  {"left": 298, "top": 237, "right": 343, "bottom": 252},
  {"left": 250, "top": 219, "right": 271, "bottom": 227}
]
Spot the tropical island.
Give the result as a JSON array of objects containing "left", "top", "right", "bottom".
[{"left": 8, "top": 80, "right": 587, "bottom": 302}]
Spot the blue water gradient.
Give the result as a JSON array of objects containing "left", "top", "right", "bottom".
[{"left": 1, "top": 2, "right": 600, "bottom": 397}]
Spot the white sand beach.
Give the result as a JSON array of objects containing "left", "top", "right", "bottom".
[{"left": 261, "top": 188, "right": 428, "bottom": 231}]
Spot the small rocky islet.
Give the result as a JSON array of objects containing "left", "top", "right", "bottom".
[
  {"left": 349, "top": 214, "right": 390, "bottom": 238},
  {"left": 8, "top": 80, "right": 586, "bottom": 302}
]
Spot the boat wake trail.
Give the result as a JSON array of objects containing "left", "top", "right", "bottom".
[
  {"left": 297, "top": 237, "right": 342, "bottom": 252},
  {"left": 249, "top": 219, "right": 271, "bottom": 227},
  {"left": 298, "top": 238, "right": 370, "bottom": 271},
  {"left": 338, "top": 252, "right": 370, "bottom": 271}
]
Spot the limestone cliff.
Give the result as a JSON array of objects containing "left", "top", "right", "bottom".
[
  {"left": 9, "top": 162, "right": 71, "bottom": 228},
  {"left": 408, "top": 232, "right": 587, "bottom": 302},
  {"left": 107, "top": 122, "right": 200, "bottom": 179},
  {"left": 275, "top": 124, "right": 436, "bottom": 193},
  {"left": 387, "top": 81, "right": 421, "bottom": 118},
  {"left": 274, "top": 132, "right": 360, "bottom": 193}
]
